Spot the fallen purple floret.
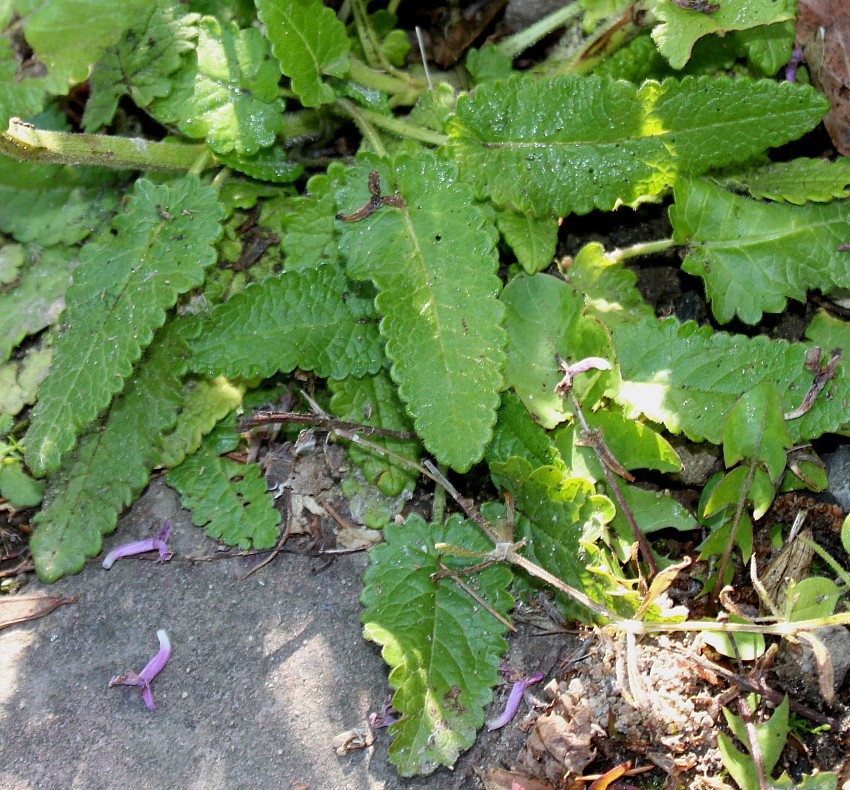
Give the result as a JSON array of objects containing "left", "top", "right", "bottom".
[
  {"left": 102, "top": 521, "right": 172, "bottom": 569},
  {"left": 109, "top": 629, "right": 171, "bottom": 710},
  {"left": 838, "top": 243, "right": 850, "bottom": 251},
  {"left": 785, "top": 47, "right": 803, "bottom": 82},
  {"left": 566, "top": 357, "right": 612, "bottom": 376},
  {"left": 487, "top": 672, "right": 543, "bottom": 732},
  {"left": 368, "top": 694, "right": 400, "bottom": 728}
]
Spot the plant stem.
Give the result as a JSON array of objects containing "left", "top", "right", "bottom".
[
  {"left": 1, "top": 117, "right": 209, "bottom": 171},
  {"left": 336, "top": 98, "right": 387, "bottom": 156},
  {"left": 346, "top": 57, "right": 424, "bottom": 103},
  {"left": 711, "top": 459, "right": 758, "bottom": 603},
  {"left": 496, "top": 1, "right": 583, "bottom": 58},
  {"left": 564, "top": 387, "right": 658, "bottom": 576},
  {"left": 351, "top": 0, "right": 403, "bottom": 78},
  {"left": 538, "top": 4, "right": 639, "bottom": 76},
  {"left": 340, "top": 103, "right": 449, "bottom": 147},
  {"left": 432, "top": 463, "right": 447, "bottom": 524},
  {"left": 610, "top": 238, "right": 675, "bottom": 262}
]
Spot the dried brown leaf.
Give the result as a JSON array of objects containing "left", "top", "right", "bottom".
[{"left": 797, "top": 0, "right": 850, "bottom": 154}]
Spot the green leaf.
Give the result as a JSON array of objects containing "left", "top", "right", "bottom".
[
  {"left": 0, "top": 245, "right": 74, "bottom": 363},
  {"left": 724, "top": 382, "right": 791, "bottom": 481},
  {"left": 272, "top": 167, "right": 346, "bottom": 270},
  {"left": 720, "top": 695, "right": 789, "bottom": 789},
  {"left": 24, "top": 175, "right": 223, "bottom": 476},
  {"left": 651, "top": 0, "right": 794, "bottom": 69},
  {"left": 82, "top": 0, "right": 198, "bottom": 130},
  {"left": 705, "top": 465, "right": 774, "bottom": 520},
  {"left": 189, "top": 264, "right": 384, "bottom": 380},
  {"left": 485, "top": 390, "right": 565, "bottom": 472},
  {"left": 715, "top": 158, "right": 850, "bottom": 205},
  {"left": 449, "top": 75, "right": 828, "bottom": 216},
  {"left": 215, "top": 146, "right": 304, "bottom": 183},
  {"left": 501, "top": 273, "right": 612, "bottom": 429},
  {"left": 495, "top": 207, "right": 558, "bottom": 275},
  {"left": 328, "top": 370, "right": 420, "bottom": 496},
  {"left": 0, "top": 460, "right": 45, "bottom": 507},
  {"left": 613, "top": 318, "right": 850, "bottom": 445},
  {"left": 14, "top": 0, "right": 148, "bottom": 93},
  {"left": 490, "top": 457, "right": 616, "bottom": 622},
  {"left": 703, "top": 619, "right": 765, "bottom": 660},
  {"left": 806, "top": 309, "right": 850, "bottom": 353},
  {"left": 256, "top": 0, "right": 351, "bottom": 107},
  {"left": 465, "top": 45, "right": 514, "bottom": 84},
  {"left": 610, "top": 486, "right": 696, "bottom": 560},
  {"left": 151, "top": 17, "right": 285, "bottom": 155},
  {"left": 786, "top": 577, "right": 840, "bottom": 620},
  {"left": 672, "top": 178, "right": 850, "bottom": 324},
  {"left": 360, "top": 512, "right": 513, "bottom": 776},
  {"left": 554, "top": 411, "right": 682, "bottom": 478},
  {"left": 771, "top": 773, "right": 838, "bottom": 790},
  {"left": 732, "top": 20, "right": 795, "bottom": 76},
  {"left": 337, "top": 149, "right": 506, "bottom": 472},
  {"left": 562, "top": 243, "right": 655, "bottom": 329},
  {"left": 157, "top": 376, "right": 245, "bottom": 468},
  {"left": 166, "top": 419, "right": 280, "bottom": 549},
  {"left": 29, "top": 320, "right": 189, "bottom": 582},
  {"left": 0, "top": 28, "right": 45, "bottom": 127},
  {"left": 0, "top": 342, "right": 52, "bottom": 417},
  {"left": 0, "top": 153, "right": 121, "bottom": 246}
]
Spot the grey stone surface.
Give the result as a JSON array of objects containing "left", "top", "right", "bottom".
[
  {"left": 0, "top": 478, "right": 567, "bottom": 790},
  {"left": 822, "top": 444, "right": 850, "bottom": 511}
]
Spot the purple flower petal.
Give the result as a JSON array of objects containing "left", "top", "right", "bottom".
[
  {"left": 566, "top": 356, "right": 612, "bottom": 376},
  {"left": 102, "top": 521, "right": 172, "bottom": 569},
  {"left": 109, "top": 630, "right": 171, "bottom": 710},
  {"left": 486, "top": 672, "right": 543, "bottom": 732},
  {"left": 785, "top": 47, "right": 803, "bottom": 82}
]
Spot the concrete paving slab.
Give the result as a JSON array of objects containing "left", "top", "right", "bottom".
[{"left": 0, "top": 478, "right": 569, "bottom": 790}]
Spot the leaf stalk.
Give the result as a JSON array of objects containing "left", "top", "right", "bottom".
[
  {"left": 496, "top": 1, "right": 583, "bottom": 59},
  {"left": 1, "top": 118, "right": 209, "bottom": 171}
]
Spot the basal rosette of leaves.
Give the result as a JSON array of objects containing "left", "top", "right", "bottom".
[{"left": 4, "top": 0, "right": 850, "bottom": 779}]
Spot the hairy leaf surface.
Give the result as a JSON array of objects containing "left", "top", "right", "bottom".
[
  {"left": 0, "top": 342, "right": 51, "bottom": 417},
  {"left": 0, "top": 245, "right": 74, "bottom": 363},
  {"left": 166, "top": 419, "right": 279, "bottom": 549},
  {"left": 0, "top": 20, "right": 45, "bottom": 127},
  {"left": 25, "top": 175, "right": 223, "bottom": 476},
  {"left": 490, "top": 457, "right": 616, "bottom": 622},
  {"left": 216, "top": 147, "right": 304, "bottom": 184},
  {"left": 715, "top": 157, "right": 850, "bottom": 204},
  {"left": 449, "top": 75, "right": 828, "bottom": 216},
  {"left": 361, "top": 513, "right": 513, "bottom": 776},
  {"left": 613, "top": 318, "right": 850, "bottom": 444},
  {"left": 502, "top": 273, "right": 612, "bottom": 429},
  {"left": 29, "top": 321, "right": 189, "bottom": 582},
  {"left": 256, "top": 0, "right": 351, "bottom": 107},
  {"left": 671, "top": 178, "right": 850, "bottom": 323},
  {"left": 495, "top": 207, "right": 558, "bottom": 275},
  {"left": 651, "top": 0, "right": 794, "bottom": 69},
  {"left": 485, "top": 390, "right": 565, "bottom": 472},
  {"left": 328, "top": 370, "right": 421, "bottom": 496},
  {"left": 14, "top": 0, "right": 148, "bottom": 93},
  {"left": 189, "top": 264, "right": 384, "bottom": 380},
  {"left": 337, "top": 149, "right": 506, "bottom": 472},
  {"left": 806, "top": 310, "right": 850, "bottom": 352},
  {"left": 151, "top": 17, "right": 284, "bottom": 155},
  {"left": 83, "top": 0, "right": 198, "bottom": 130},
  {"left": 562, "top": 243, "right": 655, "bottom": 329},
  {"left": 158, "top": 376, "right": 245, "bottom": 468},
  {"left": 0, "top": 121, "right": 122, "bottom": 245},
  {"left": 732, "top": 20, "right": 795, "bottom": 75}
]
